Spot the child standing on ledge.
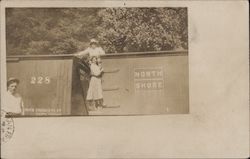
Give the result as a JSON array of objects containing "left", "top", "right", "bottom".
[{"left": 86, "top": 56, "right": 104, "bottom": 110}]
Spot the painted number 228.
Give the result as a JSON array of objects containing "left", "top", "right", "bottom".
[{"left": 30, "top": 76, "right": 50, "bottom": 84}]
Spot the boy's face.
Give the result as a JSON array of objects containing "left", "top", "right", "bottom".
[{"left": 8, "top": 82, "right": 18, "bottom": 94}]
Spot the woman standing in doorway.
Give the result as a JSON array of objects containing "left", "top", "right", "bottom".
[{"left": 86, "top": 56, "right": 104, "bottom": 110}]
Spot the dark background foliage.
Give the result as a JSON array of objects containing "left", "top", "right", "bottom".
[{"left": 6, "top": 8, "right": 188, "bottom": 55}]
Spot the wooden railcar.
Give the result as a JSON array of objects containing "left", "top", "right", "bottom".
[{"left": 6, "top": 50, "right": 189, "bottom": 116}]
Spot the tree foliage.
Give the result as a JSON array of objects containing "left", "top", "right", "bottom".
[
  {"left": 6, "top": 8, "right": 188, "bottom": 55},
  {"left": 98, "top": 8, "right": 188, "bottom": 53}
]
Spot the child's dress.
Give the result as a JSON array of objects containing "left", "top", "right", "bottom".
[{"left": 86, "top": 63, "right": 103, "bottom": 101}]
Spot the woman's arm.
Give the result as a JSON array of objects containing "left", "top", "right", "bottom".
[{"left": 75, "top": 48, "right": 89, "bottom": 58}]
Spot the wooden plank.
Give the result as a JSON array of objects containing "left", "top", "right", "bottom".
[
  {"left": 103, "top": 69, "right": 120, "bottom": 73},
  {"left": 103, "top": 87, "right": 119, "bottom": 91},
  {"left": 65, "top": 60, "right": 70, "bottom": 114},
  {"left": 58, "top": 61, "right": 64, "bottom": 114},
  {"left": 66, "top": 60, "right": 73, "bottom": 115}
]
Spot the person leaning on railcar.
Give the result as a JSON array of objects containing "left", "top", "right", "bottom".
[
  {"left": 75, "top": 38, "right": 105, "bottom": 66},
  {"left": 4, "top": 78, "right": 24, "bottom": 116}
]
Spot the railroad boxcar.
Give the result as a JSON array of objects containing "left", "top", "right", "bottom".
[{"left": 6, "top": 50, "right": 189, "bottom": 116}]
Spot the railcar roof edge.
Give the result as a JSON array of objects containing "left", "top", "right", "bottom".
[{"left": 6, "top": 50, "right": 188, "bottom": 60}]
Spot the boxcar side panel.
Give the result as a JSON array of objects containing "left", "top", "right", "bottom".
[
  {"left": 6, "top": 52, "right": 188, "bottom": 116},
  {"left": 7, "top": 59, "right": 73, "bottom": 115},
  {"left": 100, "top": 54, "right": 189, "bottom": 115}
]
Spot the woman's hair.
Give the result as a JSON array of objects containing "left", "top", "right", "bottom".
[
  {"left": 90, "top": 56, "right": 97, "bottom": 62},
  {"left": 90, "top": 39, "right": 99, "bottom": 45}
]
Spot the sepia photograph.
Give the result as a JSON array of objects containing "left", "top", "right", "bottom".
[
  {"left": 4, "top": 7, "right": 189, "bottom": 116},
  {"left": 1, "top": 1, "right": 249, "bottom": 158}
]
